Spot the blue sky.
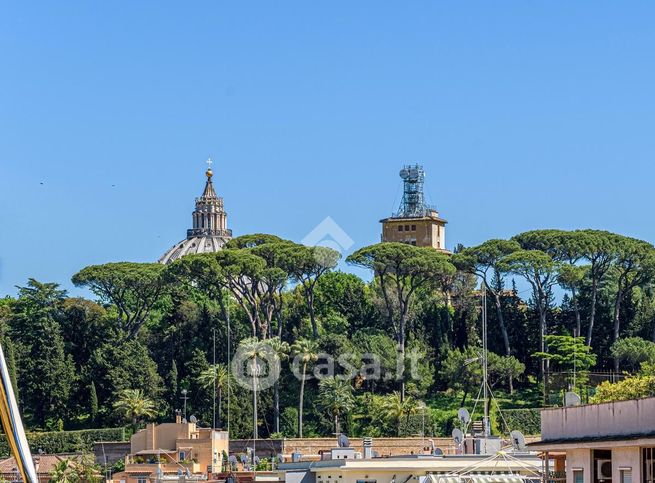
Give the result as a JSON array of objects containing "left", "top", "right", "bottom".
[{"left": 2, "top": 2, "right": 655, "bottom": 297}]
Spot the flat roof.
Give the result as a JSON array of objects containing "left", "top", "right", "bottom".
[
  {"left": 280, "top": 455, "right": 541, "bottom": 473},
  {"left": 529, "top": 431, "right": 655, "bottom": 450}
]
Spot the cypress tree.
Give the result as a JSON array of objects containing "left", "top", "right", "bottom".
[{"left": 89, "top": 381, "right": 98, "bottom": 424}]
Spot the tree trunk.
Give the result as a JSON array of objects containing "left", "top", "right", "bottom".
[
  {"left": 492, "top": 291, "right": 511, "bottom": 356},
  {"left": 509, "top": 376, "right": 514, "bottom": 395},
  {"left": 298, "top": 363, "right": 306, "bottom": 437},
  {"left": 334, "top": 413, "right": 339, "bottom": 435},
  {"left": 587, "top": 279, "right": 598, "bottom": 346},
  {"left": 218, "top": 387, "right": 222, "bottom": 428},
  {"left": 613, "top": 290, "right": 624, "bottom": 372},
  {"left": 572, "top": 286, "right": 581, "bottom": 338},
  {"left": 540, "top": 307, "right": 548, "bottom": 404},
  {"left": 307, "top": 291, "right": 318, "bottom": 339},
  {"left": 252, "top": 359, "right": 258, "bottom": 440},
  {"left": 274, "top": 381, "right": 280, "bottom": 434},
  {"left": 398, "top": 342, "right": 406, "bottom": 401},
  {"left": 460, "top": 388, "right": 469, "bottom": 407}
]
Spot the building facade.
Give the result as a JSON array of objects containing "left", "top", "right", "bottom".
[
  {"left": 110, "top": 416, "right": 229, "bottom": 482},
  {"left": 380, "top": 165, "right": 448, "bottom": 252},
  {"left": 529, "top": 397, "right": 655, "bottom": 483},
  {"left": 159, "top": 162, "right": 232, "bottom": 264}
]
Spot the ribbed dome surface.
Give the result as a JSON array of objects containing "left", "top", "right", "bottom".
[{"left": 159, "top": 235, "right": 230, "bottom": 264}]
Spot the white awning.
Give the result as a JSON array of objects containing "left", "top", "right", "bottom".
[{"left": 431, "top": 475, "right": 525, "bottom": 483}]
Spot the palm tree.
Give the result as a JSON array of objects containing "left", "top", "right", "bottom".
[
  {"left": 318, "top": 377, "right": 355, "bottom": 434},
  {"left": 265, "top": 337, "right": 290, "bottom": 434},
  {"left": 238, "top": 337, "right": 271, "bottom": 440},
  {"left": 198, "top": 363, "right": 229, "bottom": 428},
  {"left": 50, "top": 459, "right": 77, "bottom": 483},
  {"left": 381, "top": 391, "right": 418, "bottom": 436},
  {"left": 290, "top": 338, "right": 318, "bottom": 437},
  {"left": 50, "top": 455, "right": 101, "bottom": 483},
  {"left": 113, "top": 389, "right": 157, "bottom": 428}
]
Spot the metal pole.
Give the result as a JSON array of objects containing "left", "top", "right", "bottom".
[
  {"left": 227, "top": 297, "right": 231, "bottom": 437},
  {"left": 482, "top": 287, "right": 490, "bottom": 437},
  {"left": 0, "top": 344, "right": 38, "bottom": 482},
  {"left": 181, "top": 389, "right": 189, "bottom": 420},
  {"left": 213, "top": 328, "right": 216, "bottom": 429}
]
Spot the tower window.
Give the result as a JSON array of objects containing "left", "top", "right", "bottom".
[
  {"left": 405, "top": 225, "right": 410, "bottom": 231},
  {"left": 411, "top": 225, "right": 416, "bottom": 231},
  {"left": 398, "top": 226, "right": 403, "bottom": 232}
]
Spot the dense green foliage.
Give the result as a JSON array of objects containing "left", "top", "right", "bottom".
[
  {"left": 501, "top": 409, "right": 542, "bottom": 436},
  {"left": 0, "top": 428, "right": 125, "bottom": 457},
  {"left": 2, "top": 229, "right": 655, "bottom": 439}
]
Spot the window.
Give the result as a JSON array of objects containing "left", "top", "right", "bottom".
[
  {"left": 644, "top": 448, "right": 655, "bottom": 483},
  {"left": 137, "top": 479, "right": 147, "bottom": 483},
  {"left": 405, "top": 225, "right": 410, "bottom": 231},
  {"left": 573, "top": 470, "right": 583, "bottom": 483},
  {"left": 411, "top": 225, "right": 416, "bottom": 231},
  {"left": 398, "top": 226, "right": 403, "bottom": 231},
  {"left": 620, "top": 469, "right": 632, "bottom": 483}
]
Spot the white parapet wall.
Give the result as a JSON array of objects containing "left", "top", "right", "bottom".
[{"left": 541, "top": 397, "right": 655, "bottom": 441}]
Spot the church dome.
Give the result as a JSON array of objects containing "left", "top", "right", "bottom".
[
  {"left": 159, "top": 235, "right": 230, "bottom": 264},
  {"left": 159, "top": 159, "right": 233, "bottom": 264}
]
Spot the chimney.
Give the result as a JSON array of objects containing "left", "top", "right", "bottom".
[
  {"left": 363, "top": 437, "right": 373, "bottom": 459},
  {"left": 175, "top": 409, "right": 182, "bottom": 424}
]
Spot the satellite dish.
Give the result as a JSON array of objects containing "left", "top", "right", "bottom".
[
  {"left": 254, "top": 456, "right": 261, "bottom": 465},
  {"left": 190, "top": 415, "right": 198, "bottom": 423},
  {"left": 182, "top": 418, "right": 187, "bottom": 423},
  {"left": 338, "top": 433, "right": 350, "bottom": 448},
  {"left": 452, "top": 428, "right": 464, "bottom": 445},
  {"left": 433, "top": 448, "right": 444, "bottom": 456},
  {"left": 457, "top": 408, "right": 471, "bottom": 425},
  {"left": 229, "top": 455, "right": 238, "bottom": 465},
  {"left": 277, "top": 454, "right": 284, "bottom": 463},
  {"left": 510, "top": 430, "right": 527, "bottom": 451},
  {"left": 239, "top": 454, "right": 248, "bottom": 464},
  {"left": 565, "top": 391, "right": 582, "bottom": 407}
]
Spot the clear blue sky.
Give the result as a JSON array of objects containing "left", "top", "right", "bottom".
[{"left": 2, "top": 1, "right": 655, "bottom": 297}]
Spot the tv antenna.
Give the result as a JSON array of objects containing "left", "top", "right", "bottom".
[
  {"left": 338, "top": 434, "right": 350, "bottom": 448},
  {"left": 457, "top": 408, "right": 471, "bottom": 426},
  {"left": 452, "top": 428, "right": 464, "bottom": 446},
  {"left": 510, "top": 430, "right": 527, "bottom": 451}
]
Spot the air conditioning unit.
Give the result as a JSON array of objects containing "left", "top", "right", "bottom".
[{"left": 597, "top": 459, "right": 612, "bottom": 480}]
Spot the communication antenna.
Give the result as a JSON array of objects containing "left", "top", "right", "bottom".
[
  {"left": 338, "top": 434, "right": 350, "bottom": 448},
  {"left": 395, "top": 164, "right": 431, "bottom": 217},
  {"left": 564, "top": 391, "right": 582, "bottom": 407},
  {"left": 452, "top": 428, "right": 464, "bottom": 446},
  {"left": 509, "top": 430, "right": 527, "bottom": 451},
  {"left": 457, "top": 408, "right": 471, "bottom": 426}
]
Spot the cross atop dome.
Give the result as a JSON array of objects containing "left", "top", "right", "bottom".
[{"left": 206, "top": 156, "right": 213, "bottom": 178}]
